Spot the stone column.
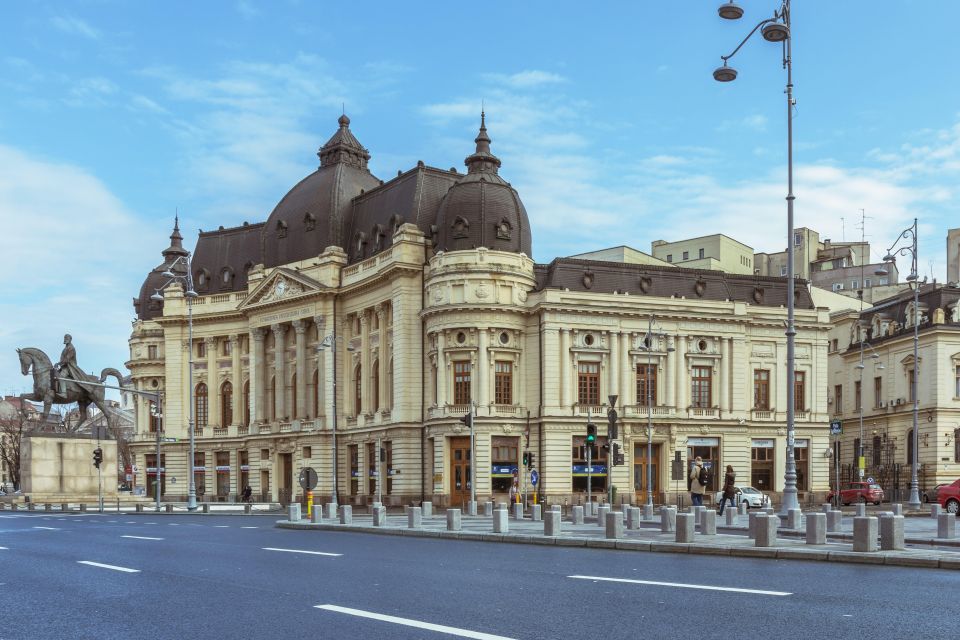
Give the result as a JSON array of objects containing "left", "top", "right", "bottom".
[
  {"left": 719, "top": 336, "right": 729, "bottom": 415},
  {"left": 665, "top": 335, "right": 676, "bottom": 408},
  {"left": 674, "top": 336, "right": 686, "bottom": 410},
  {"left": 230, "top": 335, "right": 241, "bottom": 425},
  {"left": 436, "top": 331, "right": 447, "bottom": 407},
  {"left": 251, "top": 328, "right": 266, "bottom": 422},
  {"left": 621, "top": 333, "right": 631, "bottom": 407},
  {"left": 205, "top": 337, "right": 218, "bottom": 427},
  {"left": 609, "top": 331, "right": 619, "bottom": 400},
  {"left": 376, "top": 305, "right": 387, "bottom": 411},
  {"left": 560, "top": 329, "right": 571, "bottom": 409},
  {"left": 477, "top": 328, "right": 489, "bottom": 410},
  {"left": 292, "top": 320, "right": 307, "bottom": 419},
  {"left": 360, "top": 312, "right": 370, "bottom": 415},
  {"left": 271, "top": 323, "right": 287, "bottom": 420},
  {"left": 314, "top": 315, "right": 327, "bottom": 418}
]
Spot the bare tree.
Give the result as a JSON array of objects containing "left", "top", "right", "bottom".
[{"left": 0, "top": 408, "right": 40, "bottom": 491}]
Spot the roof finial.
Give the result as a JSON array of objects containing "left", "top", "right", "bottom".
[
  {"left": 464, "top": 110, "right": 500, "bottom": 174},
  {"left": 164, "top": 211, "right": 187, "bottom": 257}
]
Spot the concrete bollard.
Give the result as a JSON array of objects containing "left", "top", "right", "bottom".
[
  {"left": 724, "top": 507, "right": 736, "bottom": 526},
  {"left": 339, "top": 505, "right": 352, "bottom": 525},
  {"left": 605, "top": 511, "right": 624, "bottom": 539},
  {"left": 421, "top": 501, "right": 433, "bottom": 518},
  {"left": 700, "top": 510, "right": 717, "bottom": 535},
  {"left": 931, "top": 504, "right": 942, "bottom": 518},
  {"left": 572, "top": 505, "right": 585, "bottom": 525},
  {"left": 937, "top": 513, "right": 956, "bottom": 539},
  {"left": 597, "top": 504, "right": 610, "bottom": 527},
  {"left": 660, "top": 506, "right": 677, "bottom": 533},
  {"left": 326, "top": 503, "right": 338, "bottom": 519},
  {"left": 675, "top": 513, "right": 695, "bottom": 543},
  {"left": 544, "top": 510, "right": 561, "bottom": 536},
  {"left": 287, "top": 504, "right": 301, "bottom": 521},
  {"left": 787, "top": 508, "right": 802, "bottom": 530},
  {"left": 244, "top": 503, "right": 252, "bottom": 514},
  {"left": 532, "top": 504, "right": 542, "bottom": 522},
  {"left": 853, "top": 516, "right": 878, "bottom": 552},
  {"left": 822, "top": 503, "right": 833, "bottom": 514},
  {"left": 642, "top": 503, "right": 654, "bottom": 521},
  {"left": 512, "top": 503, "right": 524, "bottom": 520},
  {"left": 312, "top": 505, "right": 323, "bottom": 524},
  {"left": 165, "top": 504, "right": 173, "bottom": 513},
  {"left": 466, "top": 500, "right": 477, "bottom": 516},
  {"left": 484, "top": 501, "right": 493, "bottom": 517},
  {"left": 135, "top": 503, "right": 143, "bottom": 513},
  {"left": 62, "top": 503, "right": 71, "bottom": 513},
  {"left": 892, "top": 503, "right": 903, "bottom": 516},
  {"left": 806, "top": 512, "right": 826, "bottom": 545},
  {"left": 826, "top": 510, "right": 842, "bottom": 533},
  {"left": 407, "top": 506, "right": 422, "bottom": 529},
  {"left": 694, "top": 505, "right": 706, "bottom": 526},
  {"left": 372, "top": 505, "right": 386, "bottom": 526},
  {"left": 446, "top": 508, "right": 462, "bottom": 531},
  {"left": 44, "top": 504, "right": 52, "bottom": 512},
  {"left": 202, "top": 503, "right": 210, "bottom": 514},
  {"left": 755, "top": 515, "right": 779, "bottom": 547},
  {"left": 28, "top": 503, "right": 35, "bottom": 511},
  {"left": 879, "top": 514, "right": 905, "bottom": 550},
  {"left": 738, "top": 501, "right": 748, "bottom": 516},
  {"left": 855, "top": 503, "right": 866, "bottom": 518},
  {"left": 748, "top": 511, "right": 761, "bottom": 539},
  {"left": 493, "top": 508, "right": 509, "bottom": 533},
  {"left": 626, "top": 506, "right": 640, "bottom": 530},
  {"left": 79, "top": 504, "right": 86, "bottom": 512}
]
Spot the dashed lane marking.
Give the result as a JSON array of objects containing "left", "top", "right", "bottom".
[
  {"left": 77, "top": 561, "right": 140, "bottom": 573},
  {"left": 241, "top": 526, "right": 258, "bottom": 529},
  {"left": 32, "top": 526, "right": 59, "bottom": 531},
  {"left": 263, "top": 548, "right": 342, "bottom": 557},
  {"left": 213, "top": 525, "right": 229, "bottom": 528},
  {"left": 121, "top": 535, "right": 164, "bottom": 541},
  {"left": 315, "top": 605, "right": 516, "bottom": 640},
  {"left": 567, "top": 575, "right": 792, "bottom": 596}
]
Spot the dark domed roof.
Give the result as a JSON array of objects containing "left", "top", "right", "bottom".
[
  {"left": 134, "top": 218, "right": 189, "bottom": 321},
  {"left": 261, "top": 115, "right": 380, "bottom": 267},
  {"left": 435, "top": 113, "right": 532, "bottom": 256}
]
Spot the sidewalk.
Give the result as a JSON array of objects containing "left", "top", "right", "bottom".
[{"left": 276, "top": 505, "right": 960, "bottom": 571}]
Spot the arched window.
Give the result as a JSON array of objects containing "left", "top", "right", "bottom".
[
  {"left": 291, "top": 373, "right": 297, "bottom": 419},
  {"left": 242, "top": 380, "right": 250, "bottom": 426},
  {"left": 354, "top": 364, "right": 362, "bottom": 416},
  {"left": 372, "top": 360, "right": 380, "bottom": 412},
  {"left": 221, "top": 381, "right": 233, "bottom": 427},
  {"left": 195, "top": 383, "right": 208, "bottom": 429}
]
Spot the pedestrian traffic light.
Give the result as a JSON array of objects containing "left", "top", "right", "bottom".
[
  {"left": 586, "top": 423, "right": 596, "bottom": 444},
  {"left": 528, "top": 453, "right": 535, "bottom": 468},
  {"left": 522, "top": 451, "right": 529, "bottom": 467},
  {"left": 607, "top": 408, "right": 618, "bottom": 441},
  {"left": 92, "top": 447, "right": 103, "bottom": 469},
  {"left": 459, "top": 412, "right": 473, "bottom": 429},
  {"left": 612, "top": 442, "right": 624, "bottom": 466}
]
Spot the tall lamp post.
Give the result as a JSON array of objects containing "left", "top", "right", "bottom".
[
  {"left": 855, "top": 337, "right": 884, "bottom": 484},
  {"left": 639, "top": 316, "right": 675, "bottom": 509},
  {"left": 878, "top": 218, "right": 921, "bottom": 508},
  {"left": 714, "top": 0, "right": 799, "bottom": 513},
  {"left": 317, "top": 331, "right": 354, "bottom": 508},
  {"left": 151, "top": 253, "right": 198, "bottom": 510}
]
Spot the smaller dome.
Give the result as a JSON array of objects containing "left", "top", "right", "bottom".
[
  {"left": 434, "top": 113, "right": 532, "bottom": 255},
  {"left": 134, "top": 218, "right": 188, "bottom": 321}
]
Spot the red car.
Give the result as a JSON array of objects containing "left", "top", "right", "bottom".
[
  {"left": 937, "top": 479, "right": 960, "bottom": 514},
  {"left": 828, "top": 481, "right": 884, "bottom": 505}
]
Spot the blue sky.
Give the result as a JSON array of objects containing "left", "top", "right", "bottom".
[{"left": 2, "top": 1, "right": 959, "bottom": 396}]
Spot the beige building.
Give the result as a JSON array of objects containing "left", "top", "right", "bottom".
[
  {"left": 127, "top": 115, "right": 833, "bottom": 507},
  {"left": 650, "top": 234, "right": 754, "bottom": 274},
  {"left": 828, "top": 284, "right": 960, "bottom": 498}
]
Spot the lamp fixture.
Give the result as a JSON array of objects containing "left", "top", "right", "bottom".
[
  {"left": 761, "top": 22, "right": 790, "bottom": 42},
  {"left": 713, "top": 62, "right": 738, "bottom": 82},
  {"left": 717, "top": 1, "right": 744, "bottom": 20}
]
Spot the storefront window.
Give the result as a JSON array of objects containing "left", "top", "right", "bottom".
[
  {"left": 750, "top": 439, "right": 774, "bottom": 492},
  {"left": 572, "top": 435, "right": 607, "bottom": 493},
  {"left": 490, "top": 436, "right": 519, "bottom": 494}
]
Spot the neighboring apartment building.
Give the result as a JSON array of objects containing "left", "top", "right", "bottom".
[
  {"left": 127, "top": 114, "right": 832, "bottom": 507},
  {"left": 649, "top": 234, "right": 754, "bottom": 274},
  {"left": 828, "top": 284, "right": 960, "bottom": 498}
]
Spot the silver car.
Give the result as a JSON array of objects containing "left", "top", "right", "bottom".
[{"left": 714, "top": 485, "right": 768, "bottom": 508}]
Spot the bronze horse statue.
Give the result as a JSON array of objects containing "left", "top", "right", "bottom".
[{"left": 17, "top": 347, "right": 125, "bottom": 428}]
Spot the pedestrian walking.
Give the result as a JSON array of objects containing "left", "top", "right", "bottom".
[
  {"left": 717, "top": 465, "right": 736, "bottom": 515},
  {"left": 689, "top": 456, "right": 707, "bottom": 507}
]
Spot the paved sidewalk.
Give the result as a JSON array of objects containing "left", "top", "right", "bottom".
[{"left": 276, "top": 505, "right": 960, "bottom": 571}]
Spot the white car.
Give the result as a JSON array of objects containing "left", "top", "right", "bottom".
[{"left": 713, "top": 485, "right": 768, "bottom": 509}]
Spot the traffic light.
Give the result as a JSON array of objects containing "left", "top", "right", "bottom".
[
  {"left": 607, "top": 408, "right": 618, "bottom": 441},
  {"left": 92, "top": 447, "right": 103, "bottom": 469},
  {"left": 459, "top": 412, "right": 473, "bottom": 429},
  {"left": 522, "top": 451, "right": 529, "bottom": 467},
  {"left": 612, "top": 442, "right": 625, "bottom": 466},
  {"left": 528, "top": 453, "right": 536, "bottom": 469},
  {"left": 586, "top": 422, "right": 596, "bottom": 444},
  {"left": 379, "top": 447, "right": 386, "bottom": 462}
]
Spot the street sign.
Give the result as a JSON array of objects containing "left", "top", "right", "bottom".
[
  {"left": 829, "top": 420, "right": 842, "bottom": 436},
  {"left": 530, "top": 469, "right": 539, "bottom": 486},
  {"left": 162, "top": 437, "right": 178, "bottom": 443},
  {"left": 299, "top": 467, "right": 318, "bottom": 490}
]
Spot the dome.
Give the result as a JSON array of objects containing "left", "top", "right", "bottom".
[
  {"left": 261, "top": 115, "right": 380, "bottom": 267},
  {"left": 435, "top": 113, "right": 532, "bottom": 256},
  {"left": 134, "top": 218, "right": 189, "bottom": 321}
]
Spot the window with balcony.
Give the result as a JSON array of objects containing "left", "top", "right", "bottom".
[
  {"left": 195, "top": 383, "right": 208, "bottom": 428},
  {"left": 691, "top": 366, "right": 712, "bottom": 408},
  {"left": 834, "top": 384, "right": 843, "bottom": 414},
  {"left": 453, "top": 361, "right": 471, "bottom": 405},
  {"left": 220, "top": 381, "right": 232, "bottom": 427},
  {"left": 794, "top": 371, "right": 806, "bottom": 412},
  {"left": 753, "top": 369, "right": 770, "bottom": 410},
  {"left": 636, "top": 363, "right": 657, "bottom": 406},
  {"left": 854, "top": 380, "right": 862, "bottom": 411},
  {"left": 874, "top": 376, "right": 883, "bottom": 408},
  {"left": 578, "top": 362, "right": 600, "bottom": 406},
  {"left": 494, "top": 361, "right": 513, "bottom": 405}
]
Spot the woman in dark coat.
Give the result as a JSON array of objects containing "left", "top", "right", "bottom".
[{"left": 718, "top": 465, "right": 736, "bottom": 515}]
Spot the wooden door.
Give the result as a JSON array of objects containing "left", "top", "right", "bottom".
[
  {"left": 633, "top": 443, "right": 660, "bottom": 504},
  {"left": 450, "top": 437, "right": 472, "bottom": 505}
]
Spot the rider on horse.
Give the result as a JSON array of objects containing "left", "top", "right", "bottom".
[{"left": 54, "top": 334, "right": 86, "bottom": 395}]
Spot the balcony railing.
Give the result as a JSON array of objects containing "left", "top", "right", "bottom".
[
  {"left": 213, "top": 427, "right": 228, "bottom": 437},
  {"left": 575, "top": 405, "right": 606, "bottom": 416},
  {"left": 492, "top": 405, "right": 524, "bottom": 418},
  {"left": 237, "top": 425, "right": 249, "bottom": 436},
  {"left": 623, "top": 404, "right": 675, "bottom": 418},
  {"left": 279, "top": 422, "right": 293, "bottom": 433},
  {"left": 751, "top": 410, "right": 774, "bottom": 421},
  {"left": 794, "top": 411, "right": 809, "bottom": 421},
  {"left": 257, "top": 424, "right": 271, "bottom": 435},
  {"left": 688, "top": 407, "right": 718, "bottom": 419}
]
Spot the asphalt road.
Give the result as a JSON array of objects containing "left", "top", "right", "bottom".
[{"left": 1, "top": 512, "right": 956, "bottom": 639}]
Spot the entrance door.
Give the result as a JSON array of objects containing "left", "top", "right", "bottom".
[
  {"left": 450, "top": 437, "right": 472, "bottom": 505},
  {"left": 279, "top": 453, "right": 293, "bottom": 506},
  {"left": 633, "top": 443, "right": 661, "bottom": 504}
]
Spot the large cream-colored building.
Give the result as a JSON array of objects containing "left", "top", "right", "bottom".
[{"left": 127, "top": 115, "right": 833, "bottom": 507}]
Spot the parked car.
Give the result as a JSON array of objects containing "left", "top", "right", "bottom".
[
  {"left": 828, "top": 482, "right": 884, "bottom": 505},
  {"left": 936, "top": 479, "right": 960, "bottom": 514},
  {"left": 923, "top": 484, "right": 947, "bottom": 503},
  {"left": 713, "top": 485, "right": 768, "bottom": 508}
]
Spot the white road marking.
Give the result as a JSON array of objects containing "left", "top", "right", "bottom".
[
  {"left": 145, "top": 522, "right": 157, "bottom": 525},
  {"left": 77, "top": 561, "right": 140, "bottom": 573},
  {"left": 241, "top": 526, "right": 258, "bottom": 529},
  {"left": 213, "top": 525, "right": 229, "bottom": 528},
  {"left": 0, "top": 546, "right": 7, "bottom": 550},
  {"left": 315, "top": 605, "right": 516, "bottom": 640},
  {"left": 125, "top": 521, "right": 137, "bottom": 524},
  {"left": 32, "top": 526, "right": 59, "bottom": 530},
  {"left": 567, "top": 575, "right": 791, "bottom": 596},
  {"left": 263, "top": 547, "right": 341, "bottom": 557},
  {"left": 108, "top": 520, "right": 118, "bottom": 523},
  {"left": 168, "top": 523, "right": 180, "bottom": 526},
  {"left": 121, "top": 535, "right": 164, "bottom": 541}
]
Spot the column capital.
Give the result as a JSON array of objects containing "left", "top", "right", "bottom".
[
  {"left": 292, "top": 319, "right": 307, "bottom": 335},
  {"left": 271, "top": 323, "right": 286, "bottom": 337},
  {"left": 203, "top": 336, "right": 217, "bottom": 347},
  {"left": 359, "top": 312, "right": 369, "bottom": 327},
  {"left": 251, "top": 327, "right": 266, "bottom": 342},
  {"left": 229, "top": 335, "right": 240, "bottom": 346}
]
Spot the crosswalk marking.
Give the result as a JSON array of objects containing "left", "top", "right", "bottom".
[
  {"left": 77, "top": 561, "right": 140, "bottom": 573},
  {"left": 263, "top": 547, "right": 341, "bottom": 557},
  {"left": 121, "top": 535, "right": 164, "bottom": 541}
]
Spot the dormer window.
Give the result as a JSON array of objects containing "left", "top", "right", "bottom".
[
  {"left": 220, "top": 267, "right": 234, "bottom": 290},
  {"left": 353, "top": 232, "right": 367, "bottom": 260},
  {"left": 276, "top": 220, "right": 288, "bottom": 238},
  {"left": 496, "top": 218, "right": 512, "bottom": 240},
  {"left": 452, "top": 216, "right": 470, "bottom": 239},
  {"left": 390, "top": 214, "right": 403, "bottom": 236},
  {"left": 303, "top": 212, "right": 316, "bottom": 231},
  {"left": 372, "top": 224, "right": 385, "bottom": 252}
]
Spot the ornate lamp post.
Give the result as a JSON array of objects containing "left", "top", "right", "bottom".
[
  {"left": 714, "top": 0, "right": 799, "bottom": 513},
  {"left": 151, "top": 253, "right": 198, "bottom": 510},
  {"left": 878, "top": 218, "right": 921, "bottom": 508}
]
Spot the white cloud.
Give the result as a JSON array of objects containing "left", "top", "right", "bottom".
[
  {"left": 484, "top": 70, "right": 567, "bottom": 88},
  {"left": 50, "top": 15, "right": 100, "bottom": 40}
]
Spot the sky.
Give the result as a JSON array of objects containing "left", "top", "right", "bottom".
[{"left": 2, "top": 0, "right": 959, "bottom": 397}]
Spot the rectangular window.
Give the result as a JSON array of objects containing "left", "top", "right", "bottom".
[
  {"left": 794, "top": 371, "right": 806, "bottom": 412},
  {"left": 852, "top": 280, "right": 860, "bottom": 290},
  {"left": 698, "top": 248, "right": 705, "bottom": 259},
  {"left": 148, "top": 400, "right": 160, "bottom": 433},
  {"left": 666, "top": 254, "right": 672, "bottom": 263},
  {"left": 453, "top": 361, "right": 471, "bottom": 405},
  {"left": 224, "top": 339, "right": 232, "bottom": 356},
  {"left": 494, "top": 361, "right": 513, "bottom": 405},
  {"left": 908, "top": 369, "right": 916, "bottom": 403},
  {"left": 147, "top": 345, "right": 158, "bottom": 359},
  {"left": 577, "top": 362, "right": 600, "bottom": 406},
  {"left": 864, "top": 278, "right": 872, "bottom": 288},
  {"left": 753, "top": 369, "right": 770, "bottom": 410},
  {"left": 834, "top": 384, "right": 843, "bottom": 414},
  {"left": 781, "top": 266, "right": 788, "bottom": 277},
  {"left": 384, "top": 441, "right": 394, "bottom": 495},
  {"left": 854, "top": 380, "right": 862, "bottom": 411},
  {"left": 303, "top": 446, "right": 312, "bottom": 459},
  {"left": 260, "top": 448, "right": 269, "bottom": 461},
  {"left": 874, "top": 376, "right": 882, "bottom": 407},
  {"left": 636, "top": 363, "right": 657, "bottom": 406},
  {"left": 197, "top": 340, "right": 206, "bottom": 358},
  {"left": 682, "top": 251, "right": 689, "bottom": 261},
  {"left": 955, "top": 366, "right": 960, "bottom": 398},
  {"left": 794, "top": 232, "right": 802, "bottom": 247},
  {"left": 830, "top": 338, "right": 838, "bottom": 352},
  {"left": 691, "top": 366, "right": 712, "bottom": 408},
  {"left": 878, "top": 277, "right": 889, "bottom": 285}
]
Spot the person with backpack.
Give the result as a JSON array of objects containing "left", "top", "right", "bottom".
[
  {"left": 689, "top": 456, "right": 707, "bottom": 506},
  {"left": 717, "top": 465, "right": 736, "bottom": 515}
]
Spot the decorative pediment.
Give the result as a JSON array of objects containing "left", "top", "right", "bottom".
[{"left": 238, "top": 268, "right": 326, "bottom": 310}]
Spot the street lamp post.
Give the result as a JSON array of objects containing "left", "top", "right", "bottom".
[
  {"left": 151, "top": 253, "right": 198, "bottom": 510},
  {"left": 640, "top": 317, "right": 675, "bottom": 509},
  {"left": 318, "top": 331, "right": 356, "bottom": 508},
  {"left": 855, "top": 337, "right": 884, "bottom": 483},
  {"left": 714, "top": 0, "right": 799, "bottom": 514},
  {"left": 879, "top": 218, "right": 921, "bottom": 508}
]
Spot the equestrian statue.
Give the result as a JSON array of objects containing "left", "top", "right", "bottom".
[{"left": 17, "top": 334, "right": 125, "bottom": 428}]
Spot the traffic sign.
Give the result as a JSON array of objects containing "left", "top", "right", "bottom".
[
  {"left": 299, "top": 467, "right": 318, "bottom": 490},
  {"left": 530, "top": 469, "right": 539, "bottom": 486},
  {"left": 829, "top": 420, "right": 842, "bottom": 436}
]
